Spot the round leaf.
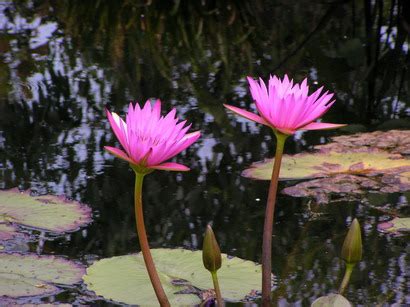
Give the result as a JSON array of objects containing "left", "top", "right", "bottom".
[
  {"left": 0, "top": 189, "right": 92, "bottom": 234},
  {"left": 0, "top": 253, "right": 85, "bottom": 298},
  {"left": 282, "top": 172, "right": 410, "bottom": 204},
  {"left": 0, "top": 224, "right": 20, "bottom": 241},
  {"left": 0, "top": 273, "right": 58, "bottom": 297},
  {"left": 311, "top": 294, "right": 351, "bottom": 307},
  {"left": 377, "top": 217, "right": 410, "bottom": 235},
  {"left": 84, "top": 248, "right": 264, "bottom": 305},
  {"left": 242, "top": 150, "right": 410, "bottom": 181},
  {"left": 315, "top": 130, "right": 410, "bottom": 155}
]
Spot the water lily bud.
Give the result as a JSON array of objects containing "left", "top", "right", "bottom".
[
  {"left": 341, "top": 218, "right": 362, "bottom": 264},
  {"left": 202, "top": 225, "right": 222, "bottom": 273}
]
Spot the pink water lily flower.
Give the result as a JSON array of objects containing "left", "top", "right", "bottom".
[
  {"left": 224, "top": 75, "right": 345, "bottom": 135},
  {"left": 105, "top": 100, "right": 200, "bottom": 172}
]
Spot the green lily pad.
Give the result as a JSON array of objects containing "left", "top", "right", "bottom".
[
  {"left": 83, "top": 248, "right": 264, "bottom": 305},
  {"left": 242, "top": 150, "right": 410, "bottom": 181},
  {"left": 311, "top": 294, "right": 351, "bottom": 307},
  {"left": 0, "top": 224, "right": 20, "bottom": 241},
  {"left": 282, "top": 172, "right": 410, "bottom": 204},
  {"left": 0, "top": 189, "right": 92, "bottom": 237},
  {"left": 315, "top": 130, "right": 410, "bottom": 155},
  {"left": 377, "top": 218, "right": 410, "bottom": 235},
  {"left": 0, "top": 253, "right": 85, "bottom": 298}
]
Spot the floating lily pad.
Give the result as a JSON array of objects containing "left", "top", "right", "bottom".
[
  {"left": 315, "top": 130, "right": 410, "bottom": 155},
  {"left": 0, "top": 224, "right": 19, "bottom": 241},
  {"left": 377, "top": 218, "right": 410, "bottom": 235},
  {"left": 0, "top": 189, "right": 92, "bottom": 238},
  {"left": 282, "top": 172, "right": 410, "bottom": 204},
  {"left": 311, "top": 294, "right": 351, "bottom": 306},
  {"left": 0, "top": 253, "right": 85, "bottom": 298},
  {"left": 242, "top": 150, "right": 410, "bottom": 181},
  {"left": 83, "top": 248, "right": 264, "bottom": 305}
]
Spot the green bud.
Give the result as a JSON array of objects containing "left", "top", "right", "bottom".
[
  {"left": 202, "top": 225, "right": 222, "bottom": 273},
  {"left": 341, "top": 218, "right": 362, "bottom": 264}
]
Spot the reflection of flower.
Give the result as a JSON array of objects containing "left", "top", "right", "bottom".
[
  {"left": 225, "top": 75, "right": 345, "bottom": 135},
  {"left": 105, "top": 100, "right": 200, "bottom": 172}
]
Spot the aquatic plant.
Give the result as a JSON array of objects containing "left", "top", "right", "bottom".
[
  {"left": 105, "top": 100, "right": 200, "bottom": 306},
  {"left": 83, "top": 248, "right": 264, "bottom": 305},
  {"left": 225, "top": 75, "right": 344, "bottom": 305},
  {"left": 339, "top": 218, "right": 362, "bottom": 295},
  {"left": 202, "top": 225, "right": 223, "bottom": 306}
]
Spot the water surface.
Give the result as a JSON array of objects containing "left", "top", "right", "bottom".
[{"left": 0, "top": 1, "right": 409, "bottom": 305}]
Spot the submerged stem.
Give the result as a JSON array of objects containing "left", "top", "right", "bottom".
[
  {"left": 261, "top": 132, "right": 288, "bottom": 306},
  {"left": 211, "top": 271, "right": 223, "bottom": 306},
  {"left": 338, "top": 263, "right": 355, "bottom": 295},
  {"left": 134, "top": 172, "right": 170, "bottom": 307}
]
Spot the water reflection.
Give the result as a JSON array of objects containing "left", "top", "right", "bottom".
[{"left": 0, "top": 0, "right": 409, "bottom": 305}]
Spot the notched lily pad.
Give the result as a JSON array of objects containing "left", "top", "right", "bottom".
[
  {"left": 377, "top": 217, "right": 410, "bottom": 235},
  {"left": 83, "top": 248, "right": 265, "bottom": 305},
  {"left": 315, "top": 130, "right": 410, "bottom": 155},
  {"left": 282, "top": 172, "right": 410, "bottom": 204},
  {"left": 0, "top": 224, "right": 21, "bottom": 241},
  {"left": 242, "top": 150, "right": 410, "bottom": 181},
  {"left": 0, "top": 189, "right": 92, "bottom": 241},
  {"left": 311, "top": 293, "right": 351, "bottom": 307},
  {"left": 0, "top": 253, "right": 85, "bottom": 298},
  {"left": 243, "top": 131, "right": 410, "bottom": 203}
]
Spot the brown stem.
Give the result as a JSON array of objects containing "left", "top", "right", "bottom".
[
  {"left": 134, "top": 172, "right": 170, "bottom": 307},
  {"left": 262, "top": 132, "right": 288, "bottom": 306}
]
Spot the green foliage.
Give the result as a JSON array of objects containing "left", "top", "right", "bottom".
[
  {"left": 311, "top": 294, "right": 351, "bottom": 307},
  {"left": 0, "top": 253, "right": 85, "bottom": 298},
  {"left": 0, "top": 189, "right": 92, "bottom": 243},
  {"left": 83, "top": 248, "right": 264, "bottom": 305}
]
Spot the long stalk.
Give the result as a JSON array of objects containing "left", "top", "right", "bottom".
[
  {"left": 338, "top": 263, "right": 355, "bottom": 295},
  {"left": 211, "top": 271, "right": 223, "bottom": 306},
  {"left": 262, "top": 132, "right": 288, "bottom": 306},
  {"left": 134, "top": 172, "right": 170, "bottom": 307}
]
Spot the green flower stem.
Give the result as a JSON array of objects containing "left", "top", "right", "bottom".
[
  {"left": 134, "top": 172, "right": 170, "bottom": 307},
  {"left": 211, "top": 271, "right": 223, "bottom": 306},
  {"left": 338, "top": 262, "right": 355, "bottom": 295},
  {"left": 262, "top": 132, "right": 288, "bottom": 306}
]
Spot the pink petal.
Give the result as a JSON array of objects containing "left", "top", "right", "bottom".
[
  {"left": 300, "top": 122, "right": 346, "bottom": 131},
  {"left": 106, "top": 109, "right": 129, "bottom": 152},
  {"left": 224, "top": 104, "right": 269, "bottom": 126},
  {"left": 160, "top": 131, "right": 201, "bottom": 162},
  {"left": 153, "top": 99, "right": 161, "bottom": 118},
  {"left": 150, "top": 162, "right": 190, "bottom": 171},
  {"left": 104, "top": 146, "right": 135, "bottom": 164}
]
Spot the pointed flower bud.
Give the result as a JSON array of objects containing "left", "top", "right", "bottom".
[
  {"left": 202, "top": 225, "right": 222, "bottom": 273},
  {"left": 341, "top": 218, "right": 362, "bottom": 264}
]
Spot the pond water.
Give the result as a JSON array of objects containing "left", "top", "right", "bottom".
[{"left": 0, "top": 1, "right": 409, "bottom": 306}]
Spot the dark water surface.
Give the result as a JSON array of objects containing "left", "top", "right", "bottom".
[{"left": 0, "top": 1, "right": 409, "bottom": 305}]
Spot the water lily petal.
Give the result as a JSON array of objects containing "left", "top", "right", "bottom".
[
  {"left": 106, "top": 109, "right": 129, "bottom": 153},
  {"left": 150, "top": 162, "right": 190, "bottom": 171},
  {"left": 104, "top": 146, "right": 135, "bottom": 164},
  {"left": 301, "top": 122, "right": 347, "bottom": 131},
  {"left": 224, "top": 104, "right": 269, "bottom": 126}
]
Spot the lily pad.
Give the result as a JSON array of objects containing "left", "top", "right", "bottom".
[
  {"left": 315, "top": 130, "right": 410, "bottom": 155},
  {"left": 0, "top": 189, "right": 92, "bottom": 239},
  {"left": 0, "top": 253, "right": 85, "bottom": 298},
  {"left": 282, "top": 172, "right": 410, "bottom": 204},
  {"left": 311, "top": 294, "right": 351, "bottom": 307},
  {"left": 242, "top": 150, "right": 410, "bottom": 181},
  {"left": 377, "top": 217, "right": 410, "bottom": 235},
  {"left": 0, "top": 224, "right": 20, "bottom": 241},
  {"left": 83, "top": 248, "right": 264, "bottom": 305}
]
